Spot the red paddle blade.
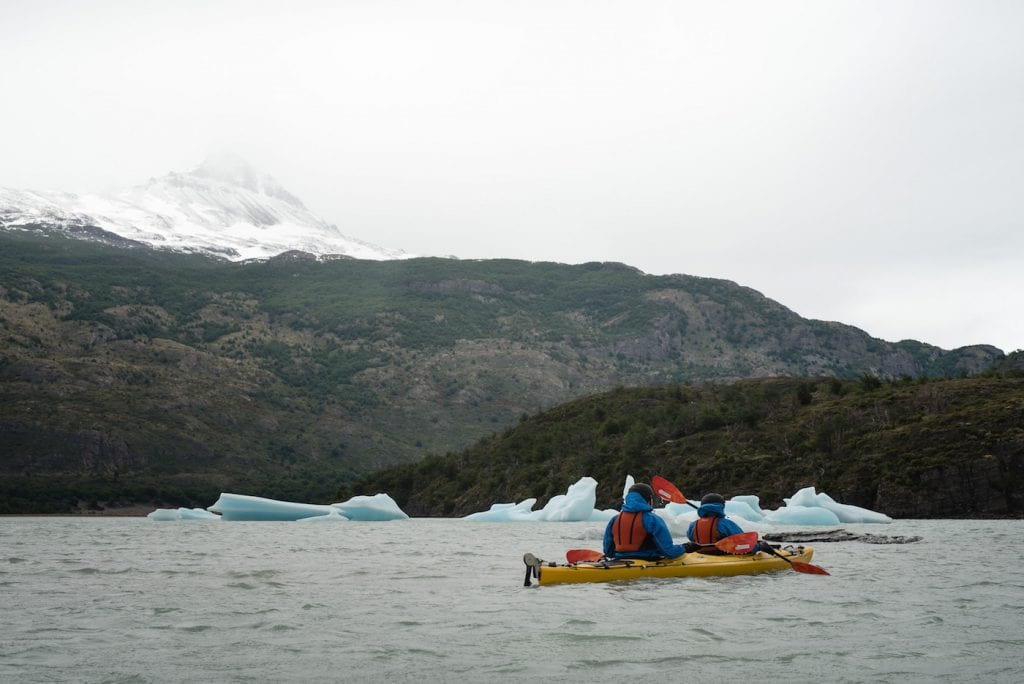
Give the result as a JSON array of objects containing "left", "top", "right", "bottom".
[
  {"left": 791, "top": 561, "right": 831, "bottom": 575},
  {"left": 566, "top": 549, "right": 604, "bottom": 563},
  {"left": 651, "top": 475, "right": 687, "bottom": 505},
  {"left": 715, "top": 531, "right": 759, "bottom": 554}
]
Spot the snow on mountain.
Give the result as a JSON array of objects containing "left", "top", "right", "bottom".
[{"left": 0, "top": 155, "right": 410, "bottom": 261}]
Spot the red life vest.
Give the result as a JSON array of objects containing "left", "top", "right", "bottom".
[
  {"left": 692, "top": 516, "right": 722, "bottom": 551},
  {"left": 612, "top": 511, "right": 649, "bottom": 552}
]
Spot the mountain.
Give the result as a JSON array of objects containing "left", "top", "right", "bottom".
[
  {"left": 0, "top": 154, "right": 408, "bottom": 261},
  {"left": 0, "top": 232, "right": 1009, "bottom": 513}
]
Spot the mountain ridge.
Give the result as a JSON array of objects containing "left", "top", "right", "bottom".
[{"left": 0, "top": 231, "right": 1009, "bottom": 513}]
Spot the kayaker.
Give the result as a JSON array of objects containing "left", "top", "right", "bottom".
[
  {"left": 603, "top": 483, "right": 689, "bottom": 560},
  {"left": 686, "top": 492, "right": 767, "bottom": 555}
]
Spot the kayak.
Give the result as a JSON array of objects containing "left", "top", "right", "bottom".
[{"left": 523, "top": 546, "right": 815, "bottom": 586}]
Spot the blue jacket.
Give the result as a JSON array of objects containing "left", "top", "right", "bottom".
[
  {"left": 603, "top": 491, "right": 689, "bottom": 560},
  {"left": 686, "top": 501, "right": 745, "bottom": 542}
]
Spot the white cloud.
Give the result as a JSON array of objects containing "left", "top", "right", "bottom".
[{"left": 1, "top": 0, "right": 1021, "bottom": 352}]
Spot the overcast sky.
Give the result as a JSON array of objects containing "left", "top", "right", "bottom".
[{"left": 1, "top": 1, "right": 1021, "bottom": 352}]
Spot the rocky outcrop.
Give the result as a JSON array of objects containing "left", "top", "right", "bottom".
[
  {"left": 763, "top": 530, "right": 923, "bottom": 544},
  {"left": 874, "top": 452, "right": 1024, "bottom": 518}
]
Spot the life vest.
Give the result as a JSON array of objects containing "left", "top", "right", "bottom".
[
  {"left": 612, "top": 511, "right": 650, "bottom": 552},
  {"left": 692, "top": 516, "right": 723, "bottom": 552}
]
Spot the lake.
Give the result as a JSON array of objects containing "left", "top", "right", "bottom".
[{"left": 2, "top": 517, "right": 1022, "bottom": 682}]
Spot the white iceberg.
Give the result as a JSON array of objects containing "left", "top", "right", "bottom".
[
  {"left": 463, "top": 499, "right": 538, "bottom": 522},
  {"left": 534, "top": 476, "right": 599, "bottom": 521},
  {"left": 332, "top": 493, "right": 409, "bottom": 521},
  {"left": 298, "top": 508, "right": 350, "bottom": 522},
  {"left": 730, "top": 495, "right": 766, "bottom": 518},
  {"left": 765, "top": 504, "right": 842, "bottom": 525},
  {"left": 724, "top": 499, "right": 766, "bottom": 522},
  {"left": 154, "top": 477, "right": 891, "bottom": 525},
  {"left": 147, "top": 507, "right": 221, "bottom": 521},
  {"left": 207, "top": 493, "right": 333, "bottom": 521},
  {"left": 462, "top": 476, "right": 599, "bottom": 522},
  {"left": 782, "top": 486, "right": 893, "bottom": 524},
  {"left": 204, "top": 491, "right": 410, "bottom": 522}
]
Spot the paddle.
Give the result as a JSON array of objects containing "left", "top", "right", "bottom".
[
  {"left": 566, "top": 549, "right": 604, "bottom": 563},
  {"left": 652, "top": 475, "right": 697, "bottom": 509},
  {"left": 652, "top": 474, "right": 831, "bottom": 575},
  {"left": 761, "top": 544, "right": 831, "bottom": 575},
  {"left": 713, "top": 531, "right": 759, "bottom": 554}
]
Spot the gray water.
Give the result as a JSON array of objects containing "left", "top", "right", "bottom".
[{"left": 2, "top": 518, "right": 1022, "bottom": 683}]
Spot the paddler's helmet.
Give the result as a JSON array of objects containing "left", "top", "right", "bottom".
[
  {"left": 701, "top": 492, "right": 726, "bottom": 505},
  {"left": 628, "top": 483, "right": 654, "bottom": 504}
]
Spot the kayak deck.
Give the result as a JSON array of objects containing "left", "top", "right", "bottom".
[{"left": 524, "top": 546, "right": 815, "bottom": 586}]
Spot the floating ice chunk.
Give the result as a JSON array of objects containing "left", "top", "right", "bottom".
[
  {"left": 730, "top": 495, "right": 765, "bottom": 518},
  {"left": 663, "top": 502, "right": 696, "bottom": 517},
  {"left": 298, "top": 508, "right": 350, "bottom": 522},
  {"left": 462, "top": 476, "right": 598, "bottom": 522},
  {"left": 725, "top": 499, "right": 765, "bottom": 522},
  {"left": 784, "top": 486, "right": 821, "bottom": 508},
  {"left": 532, "top": 476, "right": 598, "bottom": 522},
  {"left": 765, "top": 505, "right": 842, "bottom": 525},
  {"left": 331, "top": 493, "right": 409, "bottom": 521},
  {"left": 589, "top": 508, "right": 618, "bottom": 522},
  {"left": 771, "top": 487, "right": 892, "bottom": 524},
  {"left": 816, "top": 492, "right": 893, "bottom": 524},
  {"left": 179, "top": 508, "right": 220, "bottom": 520},
  {"left": 207, "top": 493, "right": 333, "bottom": 521},
  {"left": 464, "top": 499, "right": 538, "bottom": 522},
  {"left": 147, "top": 507, "right": 220, "bottom": 521}
]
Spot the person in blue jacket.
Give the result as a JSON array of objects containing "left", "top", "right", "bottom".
[
  {"left": 686, "top": 492, "right": 769, "bottom": 555},
  {"left": 603, "top": 483, "right": 689, "bottom": 560}
]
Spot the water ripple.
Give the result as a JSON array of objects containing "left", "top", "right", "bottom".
[{"left": 3, "top": 517, "right": 1023, "bottom": 682}]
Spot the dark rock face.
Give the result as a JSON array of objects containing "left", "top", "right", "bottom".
[{"left": 874, "top": 452, "right": 1024, "bottom": 518}]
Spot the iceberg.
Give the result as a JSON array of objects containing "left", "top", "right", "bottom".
[
  {"left": 730, "top": 495, "right": 766, "bottom": 518},
  {"left": 201, "top": 492, "right": 411, "bottom": 522},
  {"left": 534, "top": 476, "right": 598, "bottom": 522},
  {"left": 147, "top": 507, "right": 221, "bottom": 521},
  {"left": 332, "top": 493, "right": 409, "bottom": 521},
  {"left": 462, "top": 477, "right": 599, "bottom": 522},
  {"left": 724, "top": 499, "right": 765, "bottom": 522},
  {"left": 208, "top": 493, "right": 333, "bottom": 521},
  {"left": 782, "top": 487, "right": 893, "bottom": 524},
  {"left": 150, "top": 477, "right": 891, "bottom": 525},
  {"left": 298, "top": 508, "right": 350, "bottom": 522},
  {"left": 464, "top": 499, "right": 538, "bottom": 522},
  {"left": 764, "top": 504, "right": 842, "bottom": 525}
]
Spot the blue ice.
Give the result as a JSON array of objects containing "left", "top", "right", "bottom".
[
  {"left": 462, "top": 478, "right": 892, "bottom": 525},
  {"left": 200, "top": 492, "right": 410, "bottom": 522},
  {"left": 464, "top": 477, "right": 603, "bottom": 522},
  {"left": 147, "top": 507, "right": 221, "bottom": 521},
  {"left": 150, "top": 478, "right": 891, "bottom": 525}
]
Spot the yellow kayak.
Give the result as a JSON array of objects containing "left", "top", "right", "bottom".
[{"left": 523, "top": 547, "right": 816, "bottom": 586}]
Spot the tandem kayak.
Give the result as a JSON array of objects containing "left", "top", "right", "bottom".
[{"left": 523, "top": 546, "right": 816, "bottom": 586}]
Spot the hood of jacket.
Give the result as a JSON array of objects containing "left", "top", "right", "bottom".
[
  {"left": 697, "top": 501, "right": 726, "bottom": 518},
  {"left": 621, "top": 490, "right": 654, "bottom": 513}
]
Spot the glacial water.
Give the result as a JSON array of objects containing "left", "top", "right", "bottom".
[{"left": 2, "top": 517, "right": 1022, "bottom": 683}]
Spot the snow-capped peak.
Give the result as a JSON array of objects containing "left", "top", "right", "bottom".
[{"left": 0, "top": 156, "right": 410, "bottom": 262}]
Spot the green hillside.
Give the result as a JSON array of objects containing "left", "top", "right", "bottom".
[
  {"left": 342, "top": 375, "right": 1024, "bottom": 518},
  {"left": 0, "top": 231, "right": 1010, "bottom": 512}
]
